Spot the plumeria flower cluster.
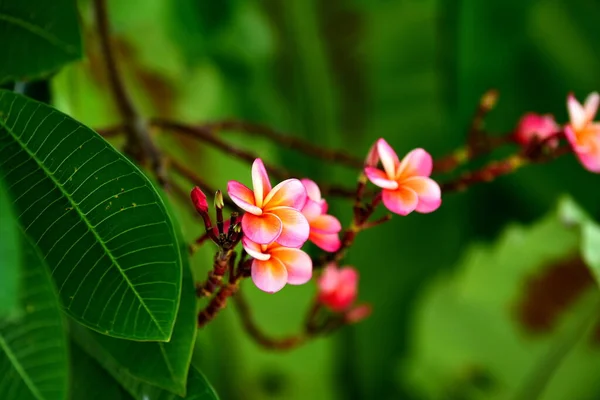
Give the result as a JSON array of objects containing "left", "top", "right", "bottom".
[
  {"left": 514, "top": 92, "right": 600, "bottom": 173},
  {"left": 227, "top": 159, "right": 342, "bottom": 293}
]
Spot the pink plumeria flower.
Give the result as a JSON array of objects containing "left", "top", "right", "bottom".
[
  {"left": 317, "top": 263, "right": 358, "bottom": 312},
  {"left": 228, "top": 159, "right": 310, "bottom": 247},
  {"left": 300, "top": 179, "right": 342, "bottom": 252},
  {"left": 565, "top": 92, "right": 600, "bottom": 173},
  {"left": 364, "top": 138, "right": 441, "bottom": 216},
  {"left": 243, "top": 236, "right": 312, "bottom": 293},
  {"left": 514, "top": 113, "right": 559, "bottom": 147}
]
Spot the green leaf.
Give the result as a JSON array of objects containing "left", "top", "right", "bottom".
[
  {"left": 403, "top": 199, "right": 600, "bottom": 400},
  {"left": 125, "top": 366, "right": 219, "bottom": 400},
  {"left": 71, "top": 254, "right": 197, "bottom": 396},
  {"left": 0, "top": 232, "right": 68, "bottom": 400},
  {"left": 0, "top": 90, "right": 181, "bottom": 341},
  {"left": 0, "top": 178, "right": 20, "bottom": 319},
  {"left": 558, "top": 197, "right": 600, "bottom": 285},
  {"left": 0, "top": 0, "right": 82, "bottom": 84},
  {"left": 70, "top": 341, "right": 134, "bottom": 400}
]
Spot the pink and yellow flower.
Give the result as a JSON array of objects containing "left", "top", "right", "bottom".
[
  {"left": 364, "top": 138, "right": 441, "bottom": 216},
  {"left": 243, "top": 236, "right": 312, "bottom": 293},
  {"left": 565, "top": 92, "right": 600, "bottom": 173},
  {"left": 317, "top": 263, "right": 358, "bottom": 311},
  {"left": 228, "top": 159, "right": 310, "bottom": 247},
  {"left": 514, "top": 113, "right": 559, "bottom": 147},
  {"left": 300, "top": 179, "right": 342, "bottom": 252}
]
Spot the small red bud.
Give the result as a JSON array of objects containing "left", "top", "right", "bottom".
[
  {"left": 191, "top": 187, "right": 208, "bottom": 214},
  {"left": 344, "top": 304, "right": 371, "bottom": 324}
]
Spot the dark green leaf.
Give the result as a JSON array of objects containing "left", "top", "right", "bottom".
[
  {"left": 0, "top": 178, "right": 20, "bottom": 319},
  {"left": 69, "top": 341, "right": 133, "bottom": 400},
  {"left": 0, "top": 0, "right": 82, "bottom": 84},
  {"left": 72, "top": 256, "right": 197, "bottom": 396},
  {"left": 0, "top": 90, "right": 181, "bottom": 341},
  {"left": 0, "top": 232, "right": 68, "bottom": 400}
]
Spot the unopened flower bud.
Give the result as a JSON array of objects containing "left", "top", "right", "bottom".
[
  {"left": 317, "top": 264, "right": 358, "bottom": 311},
  {"left": 344, "top": 304, "right": 371, "bottom": 324},
  {"left": 215, "top": 190, "right": 225, "bottom": 210},
  {"left": 514, "top": 113, "right": 559, "bottom": 147},
  {"left": 191, "top": 187, "right": 208, "bottom": 214}
]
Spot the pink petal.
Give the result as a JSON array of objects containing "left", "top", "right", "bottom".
[
  {"left": 318, "top": 264, "right": 341, "bottom": 293},
  {"left": 268, "top": 207, "right": 310, "bottom": 248},
  {"left": 365, "top": 167, "right": 398, "bottom": 189},
  {"left": 301, "top": 199, "right": 323, "bottom": 222},
  {"left": 242, "top": 213, "right": 282, "bottom": 245},
  {"left": 568, "top": 93, "right": 587, "bottom": 131},
  {"left": 252, "top": 258, "right": 288, "bottom": 293},
  {"left": 242, "top": 236, "right": 270, "bottom": 261},
  {"left": 318, "top": 266, "right": 358, "bottom": 311},
  {"left": 228, "top": 181, "right": 262, "bottom": 215},
  {"left": 263, "top": 178, "right": 307, "bottom": 210},
  {"left": 364, "top": 140, "right": 379, "bottom": 167},
  {"left": 320, "top": 199, "right": 329, "bottom": 214},
  {"left": 270, "top": 247, "right": 312, "bottom": 285},
  {"left": 252, "top": 158, "right": 272, "bottom": 207},
  {"left": 382, "top": 187, "right": 418, "bottom": 216},
  {"left": 300, "top": 178, "right": 321, "bottom": 202},
  {"left": 583, "top": 92, "right": 599, "bottom": 122},
  {"left": 377, "top": 138, "right": 399, "bottom": 178},
  {"left": 402, "top": 177, "right": 441, "bottom": 213},
  {"left": 564, "top": 125, "right": 584, "bottom": 151},
  {"left": 396, "top": 148, "right": 433, "bottom": 179},
  {"left": 310, "top": 214, "right": 342, "bottom": 234},
  {"left": 514, "top": 113, "right": 559, "bottom": 146},
  {"left": 310, "top": 231, "right": 342, "bottom": 252},
  {"left": 575, "top": 143, "right": 600, "bottom": 173}
]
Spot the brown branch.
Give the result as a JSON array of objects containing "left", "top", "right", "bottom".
[
  {"left": 232, "top": 288, "right": 307, "bottom": 350},
  {"left": 93, "top": 0, "right": 167, "bottom": 186},
  {"left": 203, "top": 120, "right": 364, "bottom": 169},
  {"left": 153, "top": 119, "right": 357, "bottom": 199}
]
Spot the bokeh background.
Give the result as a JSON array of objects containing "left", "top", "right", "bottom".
[{"left": 47, "top": 0, "right": 600, "bottom": 398}]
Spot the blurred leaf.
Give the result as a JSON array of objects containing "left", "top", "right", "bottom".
[
  {"left": 0, "top": 0, "right": 82, "bottom": 84},
  {"left": 559, "top": 198, "right": 600, "bottom": 285},
  {"left": 403, "top": 199, "right": 600, "bottom": 400},
  {"left": 0, "top": 90, "right": 181, "bottom": 341},
  {"left": 72, "top": 253, "right": 197, "bottom": 396},
  {"left": 70, "top": 341, "right": 133, "bottom": 400},
  {"left": 0, "top": 233, "right": 68, "bottom": 400},
  {"left": 0, "top": 178, "right": 20, "bottom": 319}
]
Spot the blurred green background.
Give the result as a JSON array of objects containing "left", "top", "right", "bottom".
[{"left": 50, "top": 0, "right": 600, "bottom": 398}]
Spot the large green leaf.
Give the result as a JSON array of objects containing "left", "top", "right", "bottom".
[
  {"left": 0, "top": 0, "right": 82, "bottom": 84},
  {"left": 0, "top": 232, "right": 68, "bottom": 400},
  {"left": 72, "top": 254, "right": 197, "bottom": 396},
  {"left": 70, "top": 341, "right": 133, "bottom": 400},
  {"left": 123, "top": 366, "right": 219, "bottom": 400},
  {"left": 0, "top": 90, "right": 181, "bottom": 341},
  {"left": 403, "top": 199, "right": 600, "bottom": 400},
  {"left": 0, "top": 178, "right": 20, "bottom": 319}
]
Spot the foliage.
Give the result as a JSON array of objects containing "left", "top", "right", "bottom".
[{"left": 0, "top": 0, "right": 599, "bottom": 399}]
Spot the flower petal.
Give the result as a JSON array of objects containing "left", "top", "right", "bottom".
[
  {"left": 377, "top": 138, "right": 399, "bottom": 178},
  {"left": 568, "top": 93, "right": 587, "bottom": 131},
  {"left": 270, "top": 247, "right": 312, "bottom": 285},
  {"left": 310, "top": 214, "right": 342, "bottom": 234},
  {"left": 251, "top": 258, "right": 288, "bottom": 293},
  {"left": 564, "top": 125, "right": 585, "bottom": 151},
  {"left": 252, "top": 158, "right": 271, "bottom": 207},
  {"left": 242, "top": 213, "right": 282, "bottom": 245},
  {"left": 382, "top": 187, "right": 418, "bottom": 216},
  {"left": 310, "top": 231, "right": 342, "bottom": 252},
  {"left": 403, "top": 177, "right": 441, "bottom": 213},
  {"left": 396, "top": 148, "right": 433, "bottom": 179},
  {"left": 228, "top": 181, "right": 262, "bottom": 215},
  {"left": 575, "top": 141, "right": 600, "bottom": 173},
  {"left": 365, "top": 167, "right": 399, "bottom": 189},
  {"left": 263, "top": 178, "right": 307, "bottom": 210},
  {"left": 300, "top": 178, "right": 321, "bottom": 202},
  {"left": 268, "top": 207, "right": 310, "bottom": 248},
  {"left": 301, "top": 198, "right": 322, "bottom": 221},
  {"left": 242, "top": 236, "right": 270, "bottom": 261},
  {"left": 583, "top": 92, "right": 599, "bottom": 122}
]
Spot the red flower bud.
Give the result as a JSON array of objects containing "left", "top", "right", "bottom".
[{"left": 191, "top": 187, "right": 208, "bottom": 214}]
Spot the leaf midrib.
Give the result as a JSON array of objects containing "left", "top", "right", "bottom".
[
  {"left": 0, "top": 335, "right": 44, "bottom": 400},
  {"left": 0, "top": 12, "right": 77, "bottom": 55},
  {"left": 0, "top": 113, "right": 168, "bottom": 340}
]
